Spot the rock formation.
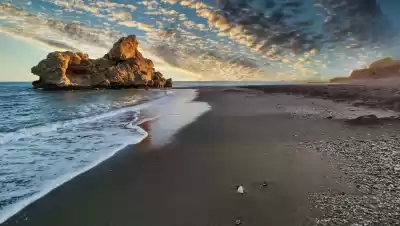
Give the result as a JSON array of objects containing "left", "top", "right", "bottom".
[
  {"left": 31, "top": 35, "right": 172, "bottom": 89},
  {"left": 330, "top": 57, "right": 400, "bottom": 83}
]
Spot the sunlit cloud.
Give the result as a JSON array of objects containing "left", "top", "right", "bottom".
[
  {"left": 108, "top": 11, "right": 132, "bottom": 21},
  {"left": 139, "top": 0, "right": 159, "bottom": 10},
  {"left": 161, "top": 0, "right": 178, "bottom": 4}
]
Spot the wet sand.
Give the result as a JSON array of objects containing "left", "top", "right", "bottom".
[{"left": 3, "top": 87, "right": 400, "bottom": 226}]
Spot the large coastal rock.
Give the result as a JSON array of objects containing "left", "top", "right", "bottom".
[
  {"left": 331, "top": 57, "right": 400, "bottom": 83},
  {"left": 31, "top": 35, "right": 172, "bottom": 89}
]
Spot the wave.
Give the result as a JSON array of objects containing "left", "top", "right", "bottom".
[
  {"left": 0, "top": 92, "right": 168, "bottom": 223},
  {"left": 0, "top": 124, "right": 148, "bottom": 224},
  {"left": 0, "top": 92, "right": 34, "bottom": 98},
  {"left": 0, "top": 89, "right": 212, "bottom": 225},
  {"left": 0, "top": 97, "right": 157, "bottom": 145},
  {"left": 0, "top": 91, "right": 174, "bottom": 224}
]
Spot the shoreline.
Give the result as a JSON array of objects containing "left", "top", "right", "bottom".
[
  {"left": 2, "top": 86, "right": 400, "bottom": 225},
  {"left": 0, "top": 125, "right": 148, "bottom": 225},
  {"left": 0, "top": 88, "right": 209, "bottom": 225}
]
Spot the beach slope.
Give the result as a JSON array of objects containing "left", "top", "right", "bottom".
[{"left": 3, "top": 87, "right": 400, "bottom": 226}]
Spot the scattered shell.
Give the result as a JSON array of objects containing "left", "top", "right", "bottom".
[
  {"left": 236, "top": 186, "right": 245, "bottom": 194},
  {"left": 261, "top": 181, "right": 269, "bottom": 187},
  {"left": 235, "top": 219, "right": 243, "bottom": 225}
]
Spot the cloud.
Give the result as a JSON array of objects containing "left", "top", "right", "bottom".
[
  {"left": 144, "top": 8, "right": 178, "bottom": 16},
  {"left": 183, "top": 20, "right": 194, "bottom": 29},
  {"left": 161, "top": 0, "right": 178, "bottom": 4},
  {"left": 148, "top": 43, "right": 270, "bottom": 81},
  {"left": 51, "top": 0, "right": 101, "bottom": 15},
  {"left": 183, "top": 1, "right": 208, "bottom": 10},
  {"left": 183, "top": 0, "right": 393, "bottom": 68},
  {"left": 139, "top": 0, "right": 159, "bottom": 10},
  {"left": 118, "top": 21, "right": 154, "bottom": 32},
  {"left": 108, "top": 11, "right": 132, "bottom": 21},
  {"left": 33, "top": 37, "right": 81, "bottom": 51},
  {"left": 45, "top": 0, "right": 137, "bottom": 22},
  {"left": 91, "top": 1, "right": 137, "bottom": 12}
]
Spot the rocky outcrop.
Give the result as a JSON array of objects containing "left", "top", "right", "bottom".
[
  {"left": 330, "top": 57, "right": 400, "bottom": 83},
  {"left": 31, "top": 35, "right": 172, "bottom": 89}
]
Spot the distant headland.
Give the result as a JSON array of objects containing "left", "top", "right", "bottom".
[
  {"left": 331, "top": 57, "right": 400, "bottom": 83},
  {"left": 31, "top": 35, "right": 172, "bottom": 90}
]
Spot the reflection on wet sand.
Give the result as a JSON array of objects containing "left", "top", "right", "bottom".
[{"left": 138, "top": 120, "right": 153, "bottom": 146}]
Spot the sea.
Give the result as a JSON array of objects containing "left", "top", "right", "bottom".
[{"left": 0, "top": 81, "right": 295, "bottom": 223}]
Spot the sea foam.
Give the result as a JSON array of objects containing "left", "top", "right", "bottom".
[
  {"left": 0, "top": 125, "right": 148, "bottom": 224},
  {"left": 0, "top": 91, "right": 162, "bottom": 223}
]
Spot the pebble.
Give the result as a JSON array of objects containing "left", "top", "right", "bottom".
[
  {"left": 304, "top": 133, "right": 400, "bottom": 225},
  {"left": 236, "top": 186, "right": 245, "bottom": 194}
]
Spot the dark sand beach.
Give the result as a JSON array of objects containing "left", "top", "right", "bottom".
[{"left": 3, "top": 86, "right": 400, "bottom": 226}]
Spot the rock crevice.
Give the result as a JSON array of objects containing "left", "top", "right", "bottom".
[{"left": 31, "top": 35, "right": 172, "bottom": 89}]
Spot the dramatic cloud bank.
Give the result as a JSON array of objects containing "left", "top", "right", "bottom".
[{"left": 1, "top": 0, "right": 400, "bottom": 81}]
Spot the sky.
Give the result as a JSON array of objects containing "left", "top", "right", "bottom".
[{"left": 1, "top": 0, "right": 400, "bottom": 81}]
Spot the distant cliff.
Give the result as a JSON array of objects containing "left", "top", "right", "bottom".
[
  {"left": 31, "top": 35, "right": 172, "bottom": 89},
  {"left": 331, "top": 57, "right": 400, "bottom": 83}
]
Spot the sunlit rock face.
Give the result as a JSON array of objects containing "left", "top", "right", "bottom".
[
  {"left": 31, "top": 35, "right": 172, "bottom": 89},
  {"left": 350, "top": 58, "right": 400, "bottom": 79}
]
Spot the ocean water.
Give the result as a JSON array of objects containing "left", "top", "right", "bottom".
[{"left": 0, "top": 82, "right": 211, "bottom": 223}]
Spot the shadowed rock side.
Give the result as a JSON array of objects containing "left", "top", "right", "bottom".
[
  {"left": 31, "top": 35, "right": 172, "bottom": 89},
  {"left": 331, "top": 57, "right": 400, "bottom": 83}
]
